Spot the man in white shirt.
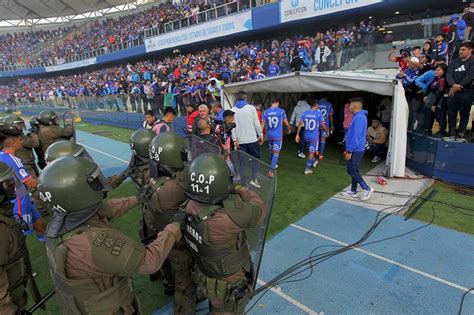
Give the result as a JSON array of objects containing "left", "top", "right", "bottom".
[
  {"left": 232, "top": 91, "right": 263, "bottom": 187},
  {"left": 290, "top": 94, "right": 311, "bottom": 158}
]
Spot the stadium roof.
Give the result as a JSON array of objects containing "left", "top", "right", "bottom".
[{"left": 0, "top": 0, "right": 158, "bottom": 28}]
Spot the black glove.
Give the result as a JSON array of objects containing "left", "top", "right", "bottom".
[
  {"left": 171, "top": 211, "right": 188, "bottom": 230},
  {"left": 136, "top": 185, "right": 154, "bottom": 204}
]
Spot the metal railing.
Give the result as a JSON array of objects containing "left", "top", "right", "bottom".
[
  {"left": 143, "top": 1, "right": 245, "bottom": 38},
  {"left": 1, "top": 37, "right": 144, "bottom": 71}
]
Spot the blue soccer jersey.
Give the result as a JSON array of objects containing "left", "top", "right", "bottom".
[
  {"left": 318, "top": 100, "right": 333, "bottom": 128},
  {"left": 263, "top": 107, "right": 287, "bottom": 141},
  {"left": 300, "top": 109, "right": 324, "bottom": 142},
  {"left": 0, "top": 152, "right": 40, "bottom": 234}
]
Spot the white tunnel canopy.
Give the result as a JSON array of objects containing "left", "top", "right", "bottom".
[{"left": 222, "top": 70, "right": 408, "bottom": 178}]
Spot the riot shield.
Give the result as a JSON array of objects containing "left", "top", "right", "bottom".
[
  {"left": 183, "top": 134, "right": 221, "bottom": 164},
  {"left": 62, "top": 111, "right": 76, "bottom": 143},
  {"left": 228, "top": 150, "right": 276, "bottom": 291}
]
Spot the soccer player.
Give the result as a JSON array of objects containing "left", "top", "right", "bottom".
[
  {"left": 295, "top": 100, "right": 327, "bottom": 175},
  {"left": 262, "top": 99, "right": 291, "bottom": 176},
  {"left": 318, "top": 92, "right": 334, "bottom": 160}
]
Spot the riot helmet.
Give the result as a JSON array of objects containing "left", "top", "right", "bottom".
[
  {"left": 38, "top": 110, "right": 58, "bottom": 126},
  {"left": 38, "top": 156, "right": 111, "bottom": 237},
  {"left": 129, "top": 129, "right": 154, "bottom": 166},
  {"left": 149, "top": 133, "right": 187, "bottom": 178},
  {"left": 45, "top": 140, "right": 91, "bottom": 164},
  {"left": 2, "top": 115, "right": 25, "bottom": 132},
  {"left": 181, "top": 153, "right": 231, "bottom": 204},
  {"left": 30, "top": 116, "right": 40, "bottom": 129}
]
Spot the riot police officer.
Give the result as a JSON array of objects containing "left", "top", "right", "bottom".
[
  {"left": 29, "top": 116, "right": 46, "bottom": 169},
  {"left": 108, "top": 128, "right": 155, "bottom": 190},
  {"left": 37, "top": 110, "right": 74, "bottom": 154},
  {"left": 39, "top": 156, "right": 183, "bottom": 314},
  {"left": 147, "top": 133, "right": 195, "bottom": 314},
  {"left": 0, "top": 162, "right": 37, "bottom": 314},
  {"left": 179, "top": 153, "right": 264, "bottom": 314}
]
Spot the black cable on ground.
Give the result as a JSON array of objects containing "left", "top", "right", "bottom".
[
  {"left": 246, "top": 198, "right": 471, "bottom": 314},
  {"left": 246, "top": 204, "right": 403, "bottom": 313},
  {"left": 458, "top": 288, "right": 474, "bottom": 315}
]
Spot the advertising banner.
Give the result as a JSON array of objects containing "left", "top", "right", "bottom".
[
  {"left": 280, "top": 0, "right": 383, "bottom": 23},
  {"left": 45, "top": 58, "right": 96, "bottom": 72},
  {"left": 145, "top": 11, "right": 253, "bottom": 53}
]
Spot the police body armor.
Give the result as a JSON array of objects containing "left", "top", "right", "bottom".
[
  {"left": 183, "top": 194, "right": 259, "bottom": 279},
  {"left": 46, "top": 225, "right": 143, "bottom": 315},
  {"left": 0, "top": 208, "right": 31, "bottom": 308}
]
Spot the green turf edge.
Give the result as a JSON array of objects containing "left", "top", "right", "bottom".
[{"left": 405, "top": 181, "right": 474, "bottom": 235}]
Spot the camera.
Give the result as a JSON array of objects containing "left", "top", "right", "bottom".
[{"left": 214, "top": 118, "right": 236, "bottom": 143}]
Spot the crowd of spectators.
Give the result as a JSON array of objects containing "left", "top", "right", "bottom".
[
  {"left": 389, "top": 4, "right": 474, "bottom": 142},
  {"left": 1, "top": 27, "right": 74, "bottom": 68},
  {"left": 0, "top": 15, "right": 384, "bottom": 113},
  {"left": 1, "top": 0, "right": 246, "bottom": 69}
]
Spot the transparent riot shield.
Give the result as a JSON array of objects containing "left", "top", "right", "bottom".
[
  {"left": 228, "top": 150, "right": 276, "bottom": 291},
  {"left": 183, "top": 134, "right": 221, "bottom": 164},
  {"left": 62, "top": 111, "right": 76, "bottom": 143}
]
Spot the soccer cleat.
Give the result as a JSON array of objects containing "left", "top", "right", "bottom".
[
  {"left": 312, "top": 160, "right": 319, "bottom": 168},
  {"left": 304, "top": 169, "right": 313, "bottom": 175},
  {"left": 298, "top": 153, "right": 306, "bottom": 158},
  {"left": 250, "top": 179, "right": 261, "bottom": 188},
  {"left": 318, "top": 155, "right": 324, "bottom": 161},
  {"left": 341, "top": 189, "right": 358, "bottom": 198},
  {"left": 360, "top": 187, "right": 374, "bottom": 201}
]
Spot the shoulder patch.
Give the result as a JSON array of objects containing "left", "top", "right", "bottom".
[{"left": 93, "top": 231, "right": 126, "bottom": 256}]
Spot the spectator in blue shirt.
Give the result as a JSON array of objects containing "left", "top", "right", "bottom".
[
  {"left": 0, "top": 130, "right": 45, "bottom": 241},
  {"left": 131, "top": 71, "right": 141, "bottom": 84},
  {"left": 341, "top": 98, "right": 373, "bottom": 201},
  {"left": 267, "top": 59, "right": 281, "bottom": 77},
  {"left": 431, "top": 33, "right": 448, "bottom": 63},
  {"left": 220, "top": 63, "right": 231, "bottom": 84}
]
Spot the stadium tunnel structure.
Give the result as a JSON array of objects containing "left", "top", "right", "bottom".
[{"left": 222, "top": 70, "right": 408, "bottom": 178}]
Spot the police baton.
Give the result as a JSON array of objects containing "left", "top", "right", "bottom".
[{"left": 25, "top": 289, "right": 56, "bottom": 314}]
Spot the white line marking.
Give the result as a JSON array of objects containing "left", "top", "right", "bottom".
[
  {"left": 290, "top": 224, "right": 474, "bottom": 295},
  {"left": 80, "top": 143, "right": 129, "bottom": 164},
  {"left": 256, "top": 278, "right": 320, "bottom": 315}
]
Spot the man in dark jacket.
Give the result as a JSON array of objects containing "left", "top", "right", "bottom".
[
  {"left": 445, "top": 42, "right": 473, "bottom": 140},
  {"left": 341, "top": 98, "right": 374, "bottom": 201}
]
